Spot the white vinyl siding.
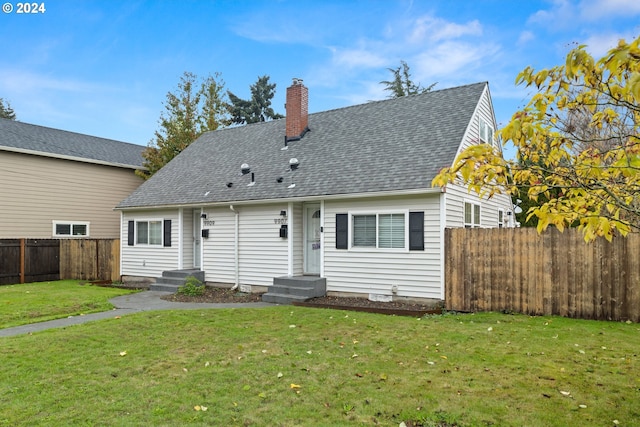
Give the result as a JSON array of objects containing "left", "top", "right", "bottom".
[
  {"left": 237, "top": 205, "right": 289, "bottom": 286},
  {"left": 325, "top": 195, "right": 442, "bottom": 300},
  {"left": 181, "top": 209, "right": 194, "bottom": 269},
  {"left": 0, "top": 150, "right": 143, "bottom": 238},
  {"left": 121, "top": 209, "right": 179, "bottom": 278},
  {"left": 444, "top": 85, "right": 514, "bottom": 228},
  {"left": 201, "top": 207, "right": 236, "bottom": 284},
  {"left": 200, "top": 204, "right": 289, "bottom": 287}
]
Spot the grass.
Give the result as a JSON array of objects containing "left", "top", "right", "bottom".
[
  {"left": 0, "top": 280, "right": 138, "bottom": 328},
  {"left": 0, "top": 307, "right": 638, "bottom": 426}
]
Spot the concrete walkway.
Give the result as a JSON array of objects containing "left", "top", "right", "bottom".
[{"left": 0, "top": 291, "right": 273, "bottom": 338}]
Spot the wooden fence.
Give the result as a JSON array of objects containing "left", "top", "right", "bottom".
[
  {"left": 0, "top": 239, "right": 120, "bottom": 285},
  {"left": 445, "top": 228, "right": 640, "bottom": 322},
  {"left": 0, "top": 239, "right": 60, "bottom": 285}
]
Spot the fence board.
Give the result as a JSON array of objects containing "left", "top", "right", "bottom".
[
  {"left": 445, "top": 228, "right": 640, "bottom": 322},
  {"left": 1, "top": 238, "right": 119, "bottom": 285},
  {"left": 0, "top": 239, "right": 21, "bottom": 284}
]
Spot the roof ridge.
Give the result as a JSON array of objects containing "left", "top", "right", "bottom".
[{"left": 0, "top": 117, "right": 142, "bottom": 148}]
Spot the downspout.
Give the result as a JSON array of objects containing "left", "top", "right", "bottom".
[{"left": 230, "top": 205, "right": 239, "bottom": 290}]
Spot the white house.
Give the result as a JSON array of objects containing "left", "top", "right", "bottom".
[{"left": 115, "top": 80, "right": 514, "bottom": 304}]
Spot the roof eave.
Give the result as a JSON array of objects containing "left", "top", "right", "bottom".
[
  {"left": 115, "top": 186, "right": 444, "bottom": 211},
  {"left": 0, "top": 145, "right": 145, "bottom": 170}
]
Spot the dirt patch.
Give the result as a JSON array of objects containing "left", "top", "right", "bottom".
[
  {"left": 295, "top": 296, "right": 442, "bottom": 317},
  {"left": 161, "top": 287, "right": 263, "bottom": 303}
]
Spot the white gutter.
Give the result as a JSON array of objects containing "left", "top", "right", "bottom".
[
  {"left": 229, "top": 205, "right": 239, "bottom": 290},
  {"left": 115, "top": 187, "right": 444, "bottom": 211}
]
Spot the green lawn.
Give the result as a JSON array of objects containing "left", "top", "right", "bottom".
[
  {"left": 1, "top": 307, "right": 638, "bottom": 426},
  {"left": 0, "top": 280, "right": 138, "bottom": 328}
]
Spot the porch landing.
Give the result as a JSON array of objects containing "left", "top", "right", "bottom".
[{"left": 262, "top": 276, "right": 326, "bottom": 305}]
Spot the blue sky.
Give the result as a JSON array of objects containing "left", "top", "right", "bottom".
[{"left": 1, "top": 0, "right": 639, "bottom": 149}]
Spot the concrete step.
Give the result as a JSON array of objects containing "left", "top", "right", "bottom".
[
  {"left": 269, "top": 284, "right": 321, "bottom": 298},
  {"left": 163, "top": 269, "right": 204, "bottom": 281},
  {"left": 150, "top": 283, "right": 181, "bottom": 292},
  {"left": 262, "top": 293, "right": 310, "bottom": 305},
  {"left": 154, "top": 276, "right": 188, "bottom": 287}
]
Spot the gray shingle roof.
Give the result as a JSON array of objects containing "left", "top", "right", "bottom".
[
  {"left": 0, "top": 118, "right": 145, "bottom": 169},
  {"left": 117, "top": 82, "right": 487, "bottom": 208}
]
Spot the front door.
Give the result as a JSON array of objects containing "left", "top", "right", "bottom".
[
  {"left": 193, "top": 211, "right": 202, "bottom": 268},
  {"left": 304, "top": 204, "right": 321, "bottom": 275}
]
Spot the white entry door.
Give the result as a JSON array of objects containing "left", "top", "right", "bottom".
[
  {"left": 193, "top": 211, "right": 202, "bottom": 268},
  {"left": 304, "top": 204, "right": 321, "bottom": 275}
]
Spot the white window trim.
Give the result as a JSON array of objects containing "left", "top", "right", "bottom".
[
  {"left": 479, "top": 117, "right": 495, "bottom": 147},
  {"left": 135, "top": 218, "right": 164, "bottom": 247},
  {"left": 347, "top": 209, "right": 409, "bottom": 252},
  {"left": 464, "top": 201, "right": 481, "bottom": 228},
  {"left": 52, "top": 221, "right": 90, "bottom": 238}
]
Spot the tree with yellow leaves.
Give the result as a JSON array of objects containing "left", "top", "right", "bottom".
[{"left": 433, "top": 37, "right": 640, "bottom": 241}]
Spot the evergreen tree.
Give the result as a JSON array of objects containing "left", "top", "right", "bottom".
[
  {"left": 0, "top": 98, "right": 16, "bottom": 120},
  {"left": 380, "top": 61, "right": 436, "bottom": 98},
  {"left": 138, "top": 72, "right": 227, "bottom": 179},
  {"left": 226, "top": 75, "right": 283, "bottom": 125}
]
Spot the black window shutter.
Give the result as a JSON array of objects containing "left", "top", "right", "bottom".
[
  {"left": 335, "top": 214, "right": 348, "bottom": 249},
  {"left": 409, "top": 211, "right": 424, "bottom": 251},
  {"left": 127, "top": 221, "right": 135, "bottom": 246},
  {"left": 163, "top": 219, "right": 172, "bottom": 247}
]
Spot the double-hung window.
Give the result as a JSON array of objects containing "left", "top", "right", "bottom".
[
  {"left": 136, "top": 220, "right": 163, "bottom": 245},
  {"left": 479, "top": 118, "right": 494, "bottom": 146},
  {"left": 464, "top": 202, "right": 481, "bottom": 228},
  {"left": 352, "top": 212, "right": 406, "bottom": 249},
  {"left": 53, "top": 221, "right": 89, "bottom": 237}
]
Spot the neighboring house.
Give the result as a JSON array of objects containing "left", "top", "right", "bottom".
[
  {"left": 0, "top": 118, "right": 145, "bottom": 239},
  {"left": 116, "top": 80, "right": 514, "bottom": 302}
]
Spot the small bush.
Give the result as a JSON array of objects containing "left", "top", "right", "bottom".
[{"left": 177, "top": 276, "right": 204, "bottom": 296}]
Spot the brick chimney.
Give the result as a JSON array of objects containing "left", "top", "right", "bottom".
[{"left": 285, "top": 78, "right": 309, "bottom": 142}]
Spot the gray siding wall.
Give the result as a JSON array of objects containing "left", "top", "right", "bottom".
[
  {"left": 1, "top": 151, "right": 143, "bottom": 238},
  {"left": 120, "top": 209, "right": 180, "bottom": 278},
  {"left": 324, "top": 194, "right": 443, "bottom": 299}
]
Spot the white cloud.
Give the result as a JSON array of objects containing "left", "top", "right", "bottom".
[
  {"left": 517, "top": 31, "right": 535, "bottom": 45},
  {"left": 331, "top": 47, "right": 387, "bottom": 69},
  {"left": 582, "top": 33, "right": 631, "bottom": 57},
  {"left": 409, "top": 15, "right": 483, "bottom": 43},
  {"left": 413, "top": 41, "right": 500, "bottom": 80},
  {"left": 578, "top": 0, "right": 640, "bottom": 20}
]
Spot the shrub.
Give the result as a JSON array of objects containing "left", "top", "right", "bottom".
[{"left": 176, "top": 276, "right": 204, "bottom": 296}]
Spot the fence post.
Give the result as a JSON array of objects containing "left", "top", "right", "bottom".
[{"left": 19, "top": 238, "right": 25, "bottom": 284}]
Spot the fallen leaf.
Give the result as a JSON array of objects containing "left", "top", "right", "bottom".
[
  {"left": 440, "top": 355, "right": 448, "bottom": 360},
  {"left": 355, "top": 373, "right": 363, "bottom": 377},
  {"left": 277, "top": 372, "right": 283, "bottom": 378},
  {"left": 289, "top": 325, "right": 296, "bottom": 328},
  {"left": 262, "top": 350, "right": 267, "bottom": 354},
  {"left": 114, "top": 316, "right": 121, "bottom": 319},
  {"left": 205, "top": 361, "right": 210, "bottom": 367},
  {"left": 427, "top": 361, "right": 435, "bottom": 365},
  {"left": 119, "top": 351, "right": 127, "bottom": 357},
  {"left": 258, "top": 392, "right": 267, "bottom": 399},
  {"left": 306, "top": 350, "right": 312, "bottom": 354},
  {"left": 183, "top": 368, "right": 188, "bottom": 373},
  {"left": 578, "top": 404, "right": 587, "bottom": 409},
  {"left": 487, "top": 327, "right": 493, "bottom": 332},
  {"left": 351, "top": 354, "right": 358, "bottom": 358},
  {"left": 560, "top": 391, "right": 571, "bottom": 396},
  {"left": 194, "top": 405, "right": 201, "bottom": 411},
  {"left": 353, "top": 340, "right": 359, "bottom": 344},
  {"left": 290, "top": 383, "right": 301, "bottom": 389},
  {"left": 379, "top": 373, "right": 388, "bottom": 381}
]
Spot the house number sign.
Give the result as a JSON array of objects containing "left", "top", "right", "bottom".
[
  {"left": 274, "top": 218, "right": 287, "bottom": 225},
  {"left": 203, "top": 220, "right": 215, "bottom": 227}
]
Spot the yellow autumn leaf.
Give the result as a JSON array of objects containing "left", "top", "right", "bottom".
[
  {"left": 119, "top": 351, "right": 127, "bottom": 356},
  {"left": 290, "top": 383, "right": 301, "bottom": 389}
]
